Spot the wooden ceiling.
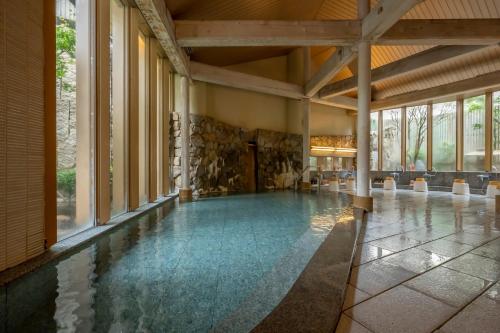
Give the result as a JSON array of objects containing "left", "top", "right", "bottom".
[{"left": 165, "top": 0, "right": 500, "bottom": 99}]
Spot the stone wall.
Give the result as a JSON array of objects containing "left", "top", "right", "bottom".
[
  {"left": 256, "top": 129, "right": 302, "bottom": 190},
  {"left": 170, "top": 113, "right": 303, "bottom": 195}
]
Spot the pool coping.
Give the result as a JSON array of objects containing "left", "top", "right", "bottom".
[
  {"left": 251, "top": 203, "right": 365, "bottom": 333},
  {"left": 0, "top": 194, "right": 178, "bottom": 287}
]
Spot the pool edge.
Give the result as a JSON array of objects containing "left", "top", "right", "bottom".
[{"left": 0, "top": 194, "right": 178, "bottom": 287}]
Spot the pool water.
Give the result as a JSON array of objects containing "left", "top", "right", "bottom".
[{"left": 1, "top": 192, "right": 352, "bottom": 333}]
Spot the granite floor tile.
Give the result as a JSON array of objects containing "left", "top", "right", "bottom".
[
  {"left": 470, "top": 238, "right": 500, "bottom": 261},
  {"left": 404, "top": 266, "right": 492, "bottom": 307},
  {"left": 335, "top": 314, "right": 373, "bottom": 333},
  {"left": 353, "top": 244, "right": 393, "bottom": 266},
  {"left": 381, "top": 248, "right": 449, "bottom": 274},
  {"left": 443, "top": 231, "right": 499, "bottom": 247},
  {"left": 368, "top": 235, "right": 422, "bottom": 252},
  {"left": 349, "top": 260, "right": 416, "bottom": 295},
  {"left": 342, "top": 284, "right": 371, "bottom": 310},
  {"left": 417, "top": 238, "right": 474, "bottom": 258},
  {"left": 442, "top": 253, "right": 500, "bottom": 281},
  {"left": 404, "top": 228, "right": 453, "bottom": 242},
  {"left": 346, "top": 285, "right": 456, "bottom": 333},
  {"left": 438, "top": 283, "right": 500, "bottom": 333}
]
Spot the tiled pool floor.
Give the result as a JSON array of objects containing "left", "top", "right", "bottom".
[
  {"left": 0, "top": 191, "right": 353, "bottom": 333},
  {"left": 338, "top": 189, "right": 500, "bottom": 333}
]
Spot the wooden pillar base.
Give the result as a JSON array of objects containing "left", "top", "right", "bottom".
[
  {"left": 353, "top": 195, "right": 373, "bottom": 212},
  {"left": 301, "top": 182, "right": 312, "bottom": 191},
  {"left": 495, "top": 195, "right": 500, "bottom": 214},
  {"left": 179, "top": 188, "right": 193, "bottom": 202}
]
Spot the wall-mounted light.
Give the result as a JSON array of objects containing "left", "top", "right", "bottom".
[{"left": 310, "top": 146, "right": 357, "bottom": 154}]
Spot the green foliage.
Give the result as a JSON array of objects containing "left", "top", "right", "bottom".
[
  {"left": 57, "top": 168, "right": 76, "bottom": 197},
  {"left": 56, "top": 19, "right": 76, "bottom": 91}
]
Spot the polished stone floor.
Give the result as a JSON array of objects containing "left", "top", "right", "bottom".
[{"left": 337, "top": 189, "right": 500, "bottom": 333}]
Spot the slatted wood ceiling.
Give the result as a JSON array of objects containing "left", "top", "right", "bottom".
[
  {"left": 166, "top": 0, "right": 500, "bottom": 98},
  {"left": 0, "top": 0, "right": 45, "bottom": 272}
]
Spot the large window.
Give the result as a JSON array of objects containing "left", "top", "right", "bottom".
[
  {"left": 382, "top": 109, "right": 402, "bottom": 171},
  {"left": 370, "top": 112, "right": 379, "bottom": 170},
  {"left": 138, "top": 31, "right": 149, "bottom": 205},
  {"left": 494, "top": 92, "right": 500, "bottom": 171},
  {"left": 157, "top": 58, "right": 164, "bottom": 198},
  {"left": 463, "top": 95, "right": 486, "bottom": 171},
  {"left": 406, "top": 105, "right": 427, "bottom": 171},
  {"left": 110, "top": 0, "right": 127, "bottom": 217},
  {"left": 56, "top": 0, "right": 94, "bottom": 240},
  {"left": 432, "top": 101, "right": 456, "bottom": 171}
]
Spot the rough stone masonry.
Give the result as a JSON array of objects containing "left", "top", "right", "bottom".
[{"left": 170, "top": 113, "right": 303, "bottom": 195}]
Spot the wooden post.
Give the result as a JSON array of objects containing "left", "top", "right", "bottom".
[
  {"left": 302, "top": 47, "right": 311, "bottom": 186},
  {"left": 485, "top": 91, "right": 493, "bottom": 172},
  {"left": 401, "top": 106, "right": 407, "bottom": 171},
  {"left": 44, "top": 0, "right": 57, "bottom": 246},
  {"left": 378, "top": 110, "right": 383, "bottom": 171},
  {"left": 96, "top": 0, "right": 111, "bottom": 225},
  {"left": 427, "top": 102, "right": 433, "bottom": 171},
  {"left": 179, "top": 75, "right": 192, "bottom": 201},
  {"left": 456, "top": 97, "right": 464, "bottom": 171},
  {"left": 355, "top": 0, "right": 373, "bottom": 212}
]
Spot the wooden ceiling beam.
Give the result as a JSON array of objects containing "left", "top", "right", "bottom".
[
  {"left": 378, "top": 19, "right": 500, "bottom": 45},
  {"left": 191, "top": 61, "right": 359, "bottom": 113},
  {"left": 319, "top": 45, "right": 488, "bottom": 98},
  {"left": 371, "top": 70, "right": 500, "bottom": 110},
  {"left": 190, "top": 61, "right": 304, "bottom": 99},
  {"left": 362, "top": 0, "right": 424, "bottom": 41},
  {"left": 311, "top": 96, "right": 358, "bottom": 111},
  {"left": 135, "top": 0, "right": 190, "bottom": 76},
  {"left": 175, "top": 19, "right": 500, "bottom": 47},
  {"left": 305, "top": 47, "right": 356, "bottom": 98},
  {"left": 176, "top": 20, "right": 361, "bottom": 47}
]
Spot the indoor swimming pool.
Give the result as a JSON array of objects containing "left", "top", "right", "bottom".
[{"left": 0, "top": 192, "right": 354, "bottom": 333}]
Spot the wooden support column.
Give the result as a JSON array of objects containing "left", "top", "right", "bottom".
[
  {"left": 44, "top": 0, "right": 57, "bottom": 246},
  {"left": 456, "top": 98, "right": 464, "bottom": 171},
  {"left": 148, "top": 40, "right": 158, "bottom": 202},
  {"left": 378, "top": 111, "right": 383, "bottom": 171},
  {"left": 427, "top": 102, "right": 433, "bottom": 171},
  {"left": 96, "top": 0, "right": 111, "bottom": 225},
  {"left": 162, "top": 62, "right": 171, "bottom": 195},
  {"left": 179, "top": 75, "right": 192, "bottom": 201},
  {"left": 128, "top": 9, "right": 140, "bottom": 210},
  {"left": 485, "top": 91, "right": 493, "bottom": 172},
  {"left": 355, "top": 0, "right": 373, "bottom": 212},
  {"left": 302, "top": 47, "right": 311, "bottom": 187},
  {"left": 401, "top": 106, "right": 407, "bottom": 171}
]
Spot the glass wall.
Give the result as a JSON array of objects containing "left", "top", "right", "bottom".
[
  {"left": 432, "top": 101, "right": 456, "bottom": 171},
  {"left": 494, "top": 92, "right": 500, "bottom": 171},
  {"left": 463, "top": 95, "right": 486, "bottom": 171},
  {"left": 110, "top": 0, "right": 127, "bottom": 217},
  {"left": 157, "top": 58, "right": 164, "bottom": 198},
  {"left": 138, "top": 31, "right": 149, "bottom": 205},
  {"left": 370, "top": 112, "right": 379, "bottom": 170},
  {"left": 406, "top": 105, "right": 427, "bottom": 171},
  {"left": 56, "top": 0, "right": 94, "bottom": 240},
  {"left": 382, "top": 109, "right": 402, "bottom": 171}
]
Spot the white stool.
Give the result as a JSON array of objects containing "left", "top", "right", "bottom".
[
  {"left": 329, "top": 179, "right": 340, "bottom": 192},
  {"left": 345, "top": 177, "right": 356, "bottom": 191},
  {"left": 383, "top": 177, "right": 396, "bottom": 191},
  {"left": 486, "top": 181, "right": 500, "bottom": 198},
  {"left": 452, "top": 179, "right": 470, "bottom": 195},
  {"left": 413, "top": 178, "right": 428, "bottom": 192}
]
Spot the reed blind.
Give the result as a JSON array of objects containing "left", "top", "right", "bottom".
[{"left": 0, "top": 0, "right": 46, "bottom": 272}]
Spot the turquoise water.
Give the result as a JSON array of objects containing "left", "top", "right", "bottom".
[{"left": 1, "top": 192, "right": 352, "bottom": 333}]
